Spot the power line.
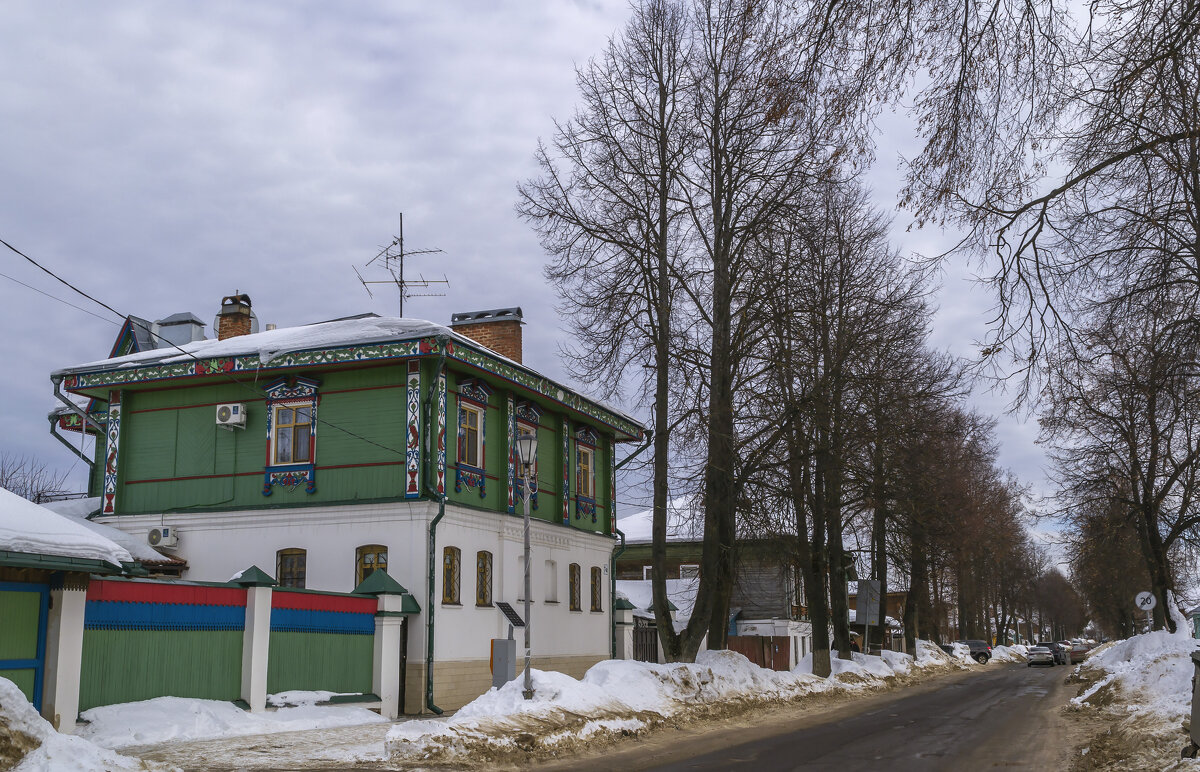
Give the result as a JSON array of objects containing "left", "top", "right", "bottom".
[
  {"left": 1, "top": 233, "right": 409, "bottom": 460},
  {"left": 0, "top": 270, "right": 121, "bottom": 325},
  {"left": 0, "top": 236, "right": 125, "bottom": 321}
]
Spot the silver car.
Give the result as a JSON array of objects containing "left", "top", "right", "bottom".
[{"left": 1027, "top": 645, "right": 1055, "bottom": 667}]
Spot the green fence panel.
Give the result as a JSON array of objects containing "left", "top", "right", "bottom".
[
  {"left": 79, "top": 629, "right": 243, "bottom": 711},
  {"left": 0, "top": 589, "right": 41, "bottom": 660},
  {"left": 267, "top": 631, "right": 373, "bottom": 695},
  {"left": 0, "top": 668, "right": 36, "bottom": 701}
]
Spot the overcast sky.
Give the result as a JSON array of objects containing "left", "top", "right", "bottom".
[{"left": 0, "top": 1, "right": 1051, "bottom": 533}]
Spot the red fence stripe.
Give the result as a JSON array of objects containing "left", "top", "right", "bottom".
[
  {"left": 271, "top": 590, "right": 376, "bottom": 614},
  {"left": 87, "top": 580, "right": 247, "bottom": 607}
]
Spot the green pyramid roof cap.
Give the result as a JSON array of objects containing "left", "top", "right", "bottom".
[
  {"left": 614, "top": 597, "right": 635, "bottom": 610},
  {"left": 399, "top": 593, "right": 422, "bottom": 614},
  {"left": 230, "top": 565, "right": 276, "bottom": 587},
  {"left": 353, "top": 569, "right": 410, "bottom": 596}
]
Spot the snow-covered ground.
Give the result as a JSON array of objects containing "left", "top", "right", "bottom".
[
  {"left": 78, "top": 695, "right": 386, "bottom": 749},
  {"left": 2, "top": 641, "right": 974, "bottom": 770},
  {"left": 385, "top": 642, "right": 965, "bottom": 764},
  {"left": 0, "top": 677, "right": 158, "bottom": 771},
  {"left": 1067, "top": 600, "right": 1200, "bottom": 770}
]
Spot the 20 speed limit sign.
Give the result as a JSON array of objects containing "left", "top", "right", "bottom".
[{"left": 1135, "top": 591, "right": 1157, "bottom": 610}]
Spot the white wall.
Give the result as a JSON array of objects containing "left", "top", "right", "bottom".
[{"left": 95, "top": 501, "right": 614, "bottom": 663}]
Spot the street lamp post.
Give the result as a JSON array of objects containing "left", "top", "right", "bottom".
[{"left": 516, "top": 431, "right": 538, "bottom": 700}]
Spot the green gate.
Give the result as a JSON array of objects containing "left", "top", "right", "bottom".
[{"left": 0, "top": 582, "right": 49, "bottom": 709}]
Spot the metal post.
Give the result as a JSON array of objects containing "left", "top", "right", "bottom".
[{"left": 522, "top": 463, "right": 533, "bottom": 700}]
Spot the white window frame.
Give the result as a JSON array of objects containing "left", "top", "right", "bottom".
[
  {"left": 271, "top": 402, "right": 313, "bottom": 466},
  {"left": 458, "top": 402, "right": 484, "bottom": 469}
]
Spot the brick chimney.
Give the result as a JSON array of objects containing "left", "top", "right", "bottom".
[
  {"left": 450, "top": 308, "right": 524, "bottom": 363},
  {"left": 216, "top": 293, "right": 253, "bottom": 340}
]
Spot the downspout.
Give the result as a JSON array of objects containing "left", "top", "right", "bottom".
[
  {"left": 424, "top": 337, "right": 449, "bottom": 715},
  {"left": 611, "top": 430, "right": 653, "bottom": 659},
  {"left": 48, "top": 414, "right": 94, "bottom": 467},
  {"left": 51, "top": 373, "right": 104, "bottom": 434},
  {"left": 611, "top": 527, "right": 626, "bottom": 659}
]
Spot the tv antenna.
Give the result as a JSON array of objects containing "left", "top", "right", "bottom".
[{"left": 355, "top": 213, "right": 448, "bottom": 316}]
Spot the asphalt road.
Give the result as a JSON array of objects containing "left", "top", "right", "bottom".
[{"left": 548, "top": 662, "right": 1078, "bottom": 772}]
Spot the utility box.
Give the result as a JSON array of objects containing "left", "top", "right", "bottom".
[{"left": 491, "top": 638, "right": 517, "bottom": 690}]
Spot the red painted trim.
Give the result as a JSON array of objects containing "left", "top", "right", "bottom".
[
  {"left": 88, "top": 579, "right": 247, "bottom": 607},
  {"left": 125, "top": 471, "right": 262, "bottom": 485},
  {"left": 125, "top": 386, "right": 388, "bottom": 417},
  {"left": 127, "top": 398, "right": 266, "bottom": 416},
  {"left": 318, "top": 461, "right": 404, "bottom": 472},
  {"left": 271, "top": 590, "right": 376, "bottom": 614},
  {"left": 125, "top": 461, "right": 405, "bottom": 486}
]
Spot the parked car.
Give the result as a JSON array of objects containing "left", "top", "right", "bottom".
[
  {"left": 956, "top": 639, "right": 992, "bottom": 664},
  {"left": 1069, "top": 641, "right": 1089, "bottom": 663},
  {"left": 1027, "top": 645, "right": 1056, "bottom": 667},
  {"left": 1036, "top": 641, "right": 1068, "bottom": 665}
]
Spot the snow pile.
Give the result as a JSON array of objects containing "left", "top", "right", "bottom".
[
  {"left": 387, "top": 643, "right": 963, "bottom": 763},
  {"left": 989, "top": 644, "right": 1028, "bottom": 663},
  {"left": 1066, "top": 600, "right": 1200, "bottom": 770},
  {"left": 0, "top": 487, "right": 132, "bottom": 568},
  {"left": 78, "top": 695, "right": 386, "bottom": 749},
  {"left": 0, "top": 677, "right": 152, "bottom": 771},
  {"left": 913, "top": 639, "right": 958, "bottom": 668},
  {"left": 386, "top": 651, "right": 832, "bottom": 761},
  {"left": 1071, "top": 606, "right": 1197, "bottom": 724},
  {"left": 41, "top": 497, "right": 173, "bottom": 564}
]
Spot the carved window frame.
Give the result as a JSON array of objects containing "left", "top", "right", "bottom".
[{"left": 263, "top": 376, "right": 320, "bottom": 496}]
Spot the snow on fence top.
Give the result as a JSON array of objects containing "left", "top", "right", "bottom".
[{"left": 0, "top": 486, "right": 132, "bottom": 567}]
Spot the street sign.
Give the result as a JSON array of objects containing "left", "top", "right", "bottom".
[
  {"left": 1136, "top": 591, "right": 1157, "bottom": 611},
  {"left": 858, "top": 580, "right": 882, "bottom": 626},
  {"left": 495, "top": 601, "right": 526, "bottom": 628}
]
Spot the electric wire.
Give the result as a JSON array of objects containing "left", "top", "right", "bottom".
[
  {"left": 0, "top": 269, "right": 121, "bottom": 325},
  {"left": 2, "top": 235, "right": 410, "bottom": 460}
]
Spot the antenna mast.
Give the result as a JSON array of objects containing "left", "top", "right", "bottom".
[{"left": 355, "top": 213, "right": 448, "bottom": 316}]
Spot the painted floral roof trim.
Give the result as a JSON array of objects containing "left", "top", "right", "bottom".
[{"left": 54, "top": 316, "right": 645, "bottom": 440}]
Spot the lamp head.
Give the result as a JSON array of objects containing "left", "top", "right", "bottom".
[{"left": 516, "top": 431, "right": 538, "bottom": 471}]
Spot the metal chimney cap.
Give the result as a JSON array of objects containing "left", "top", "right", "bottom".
[{"left": 450, "top": 307, "right": 523, "bottom": 326}]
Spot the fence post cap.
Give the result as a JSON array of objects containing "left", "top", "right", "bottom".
[
  {"left": 230, "top": 565, "right": 277, "bottom": 587},
  {"left": 353, "top": 569, "right": 409, "bottom": 596}
]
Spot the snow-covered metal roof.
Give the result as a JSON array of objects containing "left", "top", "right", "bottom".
[
  {"left": 0, "top": 487, "right": 132, "bottom": 568},
  {"left": 55, "top": 316, "right": 645, "bottom": 440}
]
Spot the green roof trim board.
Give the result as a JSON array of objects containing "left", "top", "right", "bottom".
[
  {"left": 0, "top": 549, "right": 126, "bottom": 574},
  {"left": 59, "top": 334, "right": 643, "bottom": 440}
]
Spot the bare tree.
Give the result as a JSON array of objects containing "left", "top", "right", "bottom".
[
  {"left": 1041, "top": 293, "right": 1200, "bottom": 631},
  {"left": 0, "top": 453, "right": 72, "bottom": 503},
  {"left": 517, "top": 0, "right": 701, "bottom": 660}
]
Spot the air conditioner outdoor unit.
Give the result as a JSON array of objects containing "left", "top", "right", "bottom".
[
  {"left": 215, "top": 403, "right": 246, "bottom": 429},
  {"left": 148, "top": 526, "right": 179, "bottom": 549}
]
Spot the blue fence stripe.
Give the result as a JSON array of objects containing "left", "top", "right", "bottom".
[
  {"left": 84, "top": 600, "right": 245, "bottom": 631},
  {"left": 0, "top": 658, "right": 40, "bottom": 669},
  {"left": 269, "top": 607, "right": 374, "bottom": 635}
]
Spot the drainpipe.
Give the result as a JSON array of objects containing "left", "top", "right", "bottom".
[
  {"left": 423, "top": 337, "right": 449, "bottom": 715},
  {"left": 610, "top": 430, "right": 652, "bottom": 659},
  {"left": 611, "top": 527, "right": 626, "bottom": 659},
  {"left": 51, "top": 373, "right": 104, "bottom": 434},
  {"left": 48, "top": 413, "right": 94, "bottom": 468}
]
